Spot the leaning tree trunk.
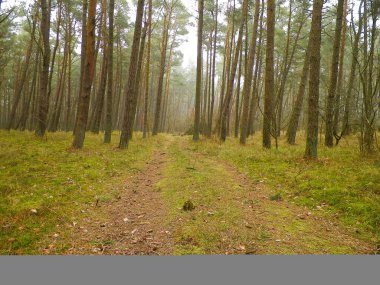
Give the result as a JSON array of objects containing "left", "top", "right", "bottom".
[
  {"left": 7, "top": 15, "right": 36, "bottom": 130},
  {"left": 119, "top": 0, "right": 145, "bottom": 149},
  {"left": 220, "top": 0, "right": 248, "bottom": 142}
]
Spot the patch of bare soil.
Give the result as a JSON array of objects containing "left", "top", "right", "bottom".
[
  {"left": 221, "top": 162, "right": 376, "bottom": 254},
  {"left": 64, "top": 145, "right": 174, "bottom": 255}
]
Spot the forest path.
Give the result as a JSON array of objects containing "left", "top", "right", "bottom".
[
  {"left": 159, "top": 136, "right": 374, "bottom": 254},
  {"left": 64, "top": 135, "right": 374, "bottom": 255},
  {"left": 65, "top": 136, "right": 176, "bottom": 255}
]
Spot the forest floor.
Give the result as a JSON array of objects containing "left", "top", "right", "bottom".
[{"left": 1, "top": 131, "right": 379, "bottom": 255}]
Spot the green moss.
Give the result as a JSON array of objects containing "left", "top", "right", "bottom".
[
  {"left": 0, "top": 131, "right": 163, "bottom": 254},
  {"left": 158, "top": 138, "right": 250, "bottom": 255},
  {"left": 191, "top": 133, "right": 380, "bottom": 242}
]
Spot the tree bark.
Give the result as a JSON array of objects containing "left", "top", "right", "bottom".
[
  {"left": 240, "top": 0, "right": 260, "bottom": 144},
  {"left": 119, "top": 0, "right": 145, "bottom": 149},
  {"left": 35, "top": 0, "right": 51, "bottom": 137},
  {"left": 72, "top": 0, "right": 97, "bottom": 149},
  {"left": 305, "top": 0, "right": 323, "bottom": 158},
  {"left": 263, "top": 0, "right": 276, "bottom": 149},
  {"left": 286, "top": 44, "right": 310, "bottom": 145},
  {"left": 193, "top": 0, "right": 204, "bottom": 141},
  {"left": 325, "top": 0, "right": 345, "bottom": 147},
  {"left": 104, "top": 0, "right": 115, "bottom": 143}
]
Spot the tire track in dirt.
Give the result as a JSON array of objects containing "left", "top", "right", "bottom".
[
  {"left": 179, "top": 136, "right": 375, "bottom": 254},
  {"left": 216, "top": 160, "right": 376, "bottom": 254},
  {"left": 65, "top": 139, "right": 175, "bottom": 255}
]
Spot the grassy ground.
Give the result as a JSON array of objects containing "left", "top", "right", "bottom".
[
  {"left": 0, "top": 131, "right": 164, "bottom": 254},
  {"left": 187, "top": 133, "right": 380, "bottom": 244},
  {"left": 1, "top": 131, "right": 378, "bottom": 255},
  {"left": 156, "top": 135, "right": 377, "bottom": 254},
  {"left": 157, "top": 137, "right": 252, "bottom": 254}
]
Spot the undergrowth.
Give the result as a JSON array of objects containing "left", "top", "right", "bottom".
[
  {"left": 0, "top": 131, "right": 163, "bottom": 254},
  {"left": 190, "top": 133, "right": 380, "bottom": 243}
]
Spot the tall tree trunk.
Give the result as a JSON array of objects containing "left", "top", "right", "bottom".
[
  {"left": 342, "top": 1, "right": 363, "bottom": 136},
  {"left": 143, "top": 0, "right": 152, "bottom": 139},
  {"left": 247, "top": 0, "right": 264, "bottom": 136},
  {"left": 361, "top": 1, "right": 377, "bottom": 153},
  {"left": 221, "top": 0, "right": 248, "bottom": 142},
  {"left": 234, "top": 45, "right": 243, "bottom": 138},
  {"left": 263, "top": 0, "right": 276, "bottom": 149},
  {"left": 286, "top": 44, "right": 310, "bottom": 145},
  {"left": 72, "top": 0, "right": 97, "bottom": 149},
  {"left": 193, "top": 0, "right": 204, "bottom": 141},
  {"left": 104, "top": 0, "right": 115, "bottom": 143},
  {"left": 333, "top": 0, "right": 348, "bottom": 138},
  {"left": 208, "top": 0, "right": 218, "bottom": 137},
  {"left": 153, "top": 4, "right": 173, "bottom": 136},
  {"left": 305, "top": 0, "right": 323, "bottom": 158},
  {"left": 35, "top": 0, "right": 51, "bottom": 137},
  {"left": 18, "top": 52, "right": 39, "bottom": 131},
  {"left": 275, "top": 0, "right": 304, "bottom": 138},
  {"left": 91, "top": 0, "right": 108, "bottom": 134},
  {"left": 240, "top": 0, "right": 260, "bottom": 144},
  {"left": 119, "top": 0, "right": 145, "bottom": 149},
  {"left": 73, "top": 0, "right": 88, "bottom": 135},
  {"left": 325, "top": 0, "right": 345, "bottom": 147},
  {"left": 7, "top": 15, "right": 36, "bottom": 130}
]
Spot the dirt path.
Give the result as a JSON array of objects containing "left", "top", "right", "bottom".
[
  {"left": 168, "top": 137, "right": 375, "bottom": 254},
  {"left": 65, "top": 139, "right": 175, "bottom": 255},
  {"left": 219, "top": 161, "right": 374, "bottom": 254},
  {"left": 61, "top": 136, "right": 374, "bottom": 255}
]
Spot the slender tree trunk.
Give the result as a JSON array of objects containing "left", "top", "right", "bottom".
[
  {"left": 153, "top": 5, "right": 173, "bottom": 136},
  {"left": 333, "top": 0, "right": 348, "bottom": 137},
  {"left": 240, "top": 0, "right": 260, "bottom": 144},
  {"left": 248, "top": 0, "right": 264, "bottom": 136},
  {"left": 193, "top": 0, "right": 204, "bottom": 141},
  {"left": 18, "top": 51, "right": 39, "bottom": 131},
  {"left": 263, "top": 0, "right": 276, "bottom": 149},
  {"left": 221, "top": 0, "right": 248, "bottom": 142},
  {"left": 143, "top": 0, "right": 153, "bottom": 139},
  {"left": 286, "top": 44, "right": 310, "bottom": 145},
  {"left": 208, "top": 0, "right": 218, "bottom": 137},
  {"left": 104, "top": 0, "right": 115, "bottom": 143},
  {"left": 234, "top": 46, "right": 243, "bottom": 138},
  {"left": 325, "top": 0, "right": 345, "bottom": 147},
  {"left": 342, "top": 1, "right": 363, "bottom": 136},
  {"left": 91, "top": 0, "right": 108, "bottom": 134},
  {"left": 119, "top": 0, "right": 145, "bottom": 149},
  {"left": 7, "top": 15, "right": 36, "bottom": 130}
]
